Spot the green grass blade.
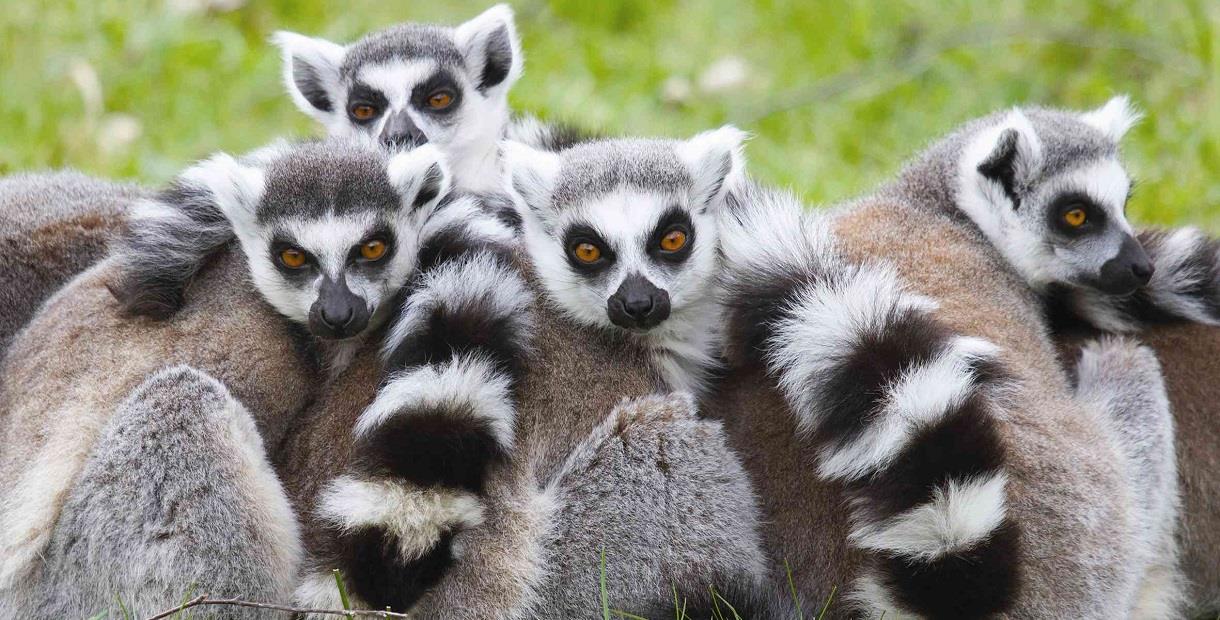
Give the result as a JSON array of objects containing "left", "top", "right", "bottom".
[
  {"left": 815, "top": 585, "right": 837, "bottom": 620},
  {"left": 785, "top": 559, "right": 804, "bottom": 620},
  {"left": 332, "top": 568, "right": 354, "bottom": 618}
]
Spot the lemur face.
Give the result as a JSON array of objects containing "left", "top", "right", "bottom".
[
  {"left": 274, "top": 5, "right": 520, "bottom": 187},
  {"left": 184, "top": 141, "right": 449, "bottom": 340},
  {"left": 958, "top": 97, "right": 1153, "bottom": 295},
  {"left": 504, "top": 128, "right": 746, "bottom": 337}
]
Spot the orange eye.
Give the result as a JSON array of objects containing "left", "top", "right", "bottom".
[
  {"left": 573, "top": 242, "right": 602, "bottom": 264},
  {"left": 279, "top": 248, "right": 307, "bottom": 269},
  {"left": 350, "top": 104, "right": 378, "bottom": 121},
  {"left": 1064, "top": 208, "right": 1087, "bottom": 228},
  {"left": 659, "top": 229, "right": 688, "bottom": 252},
  {"left": 427, "top": 91, "right": 454, "bottom": 110},
  {"left": 360, "top": 239, "right": 388, "bottom": 261}
]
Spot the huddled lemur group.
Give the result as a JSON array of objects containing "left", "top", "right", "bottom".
[{"left": 1, "top": 5, "right": 1218, "bottom": 619}]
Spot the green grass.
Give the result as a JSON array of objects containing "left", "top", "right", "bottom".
[{"left": 0, "top": 0, "right": 1217, "bottom": 228}]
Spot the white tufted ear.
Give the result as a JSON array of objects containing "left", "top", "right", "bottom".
[
  {"left": 501, "top": 139, "right": 561, "bottom": 220},
  {"left": 453, "top": 4, "right": 523, "bottom": 94},
  {"left": 675, "top": 125, "right": 748, "bottom": 211},
  {"left": 272, "top": 31, "right": 348, "bottom": 122},
  {"left": 387, "top": 144, "right": 451, "bottom": 213},
  {"left": 179, "top": 152, "right": 266, "bottom": 233},
  {"left": 967, "top": 109, "right": 1044, "bottom": 209},
  {"left": 1080, "top": 95, "right": 1142, "bottom": 142}
]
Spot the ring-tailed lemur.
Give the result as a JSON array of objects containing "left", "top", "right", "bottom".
[
  {"left": 859, "top": 97, "right": 1190, "bottom": 615},
  {"left": 717, "top": 174, "right": 1180, "bottom": 618},
  {"left": 119, "top": 139, "right": 537, "bottom": 613},
  {"left": 501, "top": 129, "right": 1032, "bottom": 616},
  {"left": 0, "top": 138, "right": 534, "bottom": 616},
  {"left": 274, "top": 4, "right": 587, "bottom": 195},
  {"left": 731, "top": 100, "right": 1184, "bottom": 616}
]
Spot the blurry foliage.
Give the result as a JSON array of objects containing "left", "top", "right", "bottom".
[{"left": 0, "top": 0, "right": 1216, "bottom": 228}]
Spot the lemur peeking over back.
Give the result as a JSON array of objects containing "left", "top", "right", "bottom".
[
  {"left": 274, "top": 4, "right": 586, "bottom": 194},
  {"left": 109, "top": 138, "right": 535, "bottom": 612},
  {"left": 880, "top": 96, "right": 1220, "bottom": 333},
  {"left": 502, "top": 127, "right": 746, "bottom": 395}
]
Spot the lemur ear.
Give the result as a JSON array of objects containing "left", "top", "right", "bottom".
[
  {"left": 501, "top": 139, "right": 561, "bottom": 220},
  {"left": 272, "top": 31, "right": 347, "bottom": 121},
  {"left": 179, "top": 152, "right": 266, "bottom": 232},
  {"left": 1080, "top": 95, "right": 1142, "bottom": 142},
  {"left": 676, "top": 125, "right": 748, "bottom": 211},
  {"left": 972, "top": 109, "right": 1043, "bottom": 209},
  {"left": 387, "top": 144, "right": 452, "bottom": 212},
  {"left": 453, "top": 4, "right": 523, "bottom": 93}
]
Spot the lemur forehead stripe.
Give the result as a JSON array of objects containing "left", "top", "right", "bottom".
[
  {"left": 257, "top": 142, "right": 400, "bottom": 223},
  {"left": 340, "top": 24, "right": 464, "bottom": 78},
  {"left": 550, "top": 140, "right": 692, "bottom": 207},
  {"left": 1024, "top": 108, "right": 1118, "bottom": 172}
]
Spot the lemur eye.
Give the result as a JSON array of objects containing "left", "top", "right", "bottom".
[
  {"left": 350, "top": 104, "right": 379, "bottom": 121},
  {"left": 426, "top": 91, "right": 454, "bottom": 110},
  {"left": 659, "top": 229, "right": 688, "bottom": 252},
  {"left": 573, "top": 242, "right": 602, "bottom": 264},
  {"left": 279, "top": 248, "right": 307, "bottom": 269},
  {"left": 1063, "top": 208, "right": 1088, "bottom": 228},
  {"left": 360, "top": 239, "right": 388, "bottom": 261}
]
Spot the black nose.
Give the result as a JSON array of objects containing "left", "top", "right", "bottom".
[
  {"left": 379, "top": 111, "right": 428, "bottom": 149},
  {"left": 1131, "top": 259, "right": 1154, "bottom": 284},
  {"left": 309, "top": 276, "right": 370, "bottom": 339},
  {"left": 607, "top": 274, "right": 671, "bottom": 330},
  {"left": 1097, "top": 235, "right": 1154, "bottom": 295},
  {"left": 319, "top": 304, "right": 353, "bottom": 329}
]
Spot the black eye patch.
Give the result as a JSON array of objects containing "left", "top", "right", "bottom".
[
  {"left": 346, "top": 83, "right": 389, "bottom": 125},
  {"left": 1048, "top": 191, "right": 1108, "bottom": 238},
  {"left": 411, "top": 70, "right": 463, "bottom": 116},
  {"left": 562, "top": 224, "right": 615, "bottom": 274},
  {"left": 646, "top": 206, "right": 695, "bottom": 264}
]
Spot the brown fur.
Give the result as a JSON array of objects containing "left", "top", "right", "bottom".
[
  {"left": 0, "top": 247, "right": 319, "bottom": 584},
  {"left": 707, "top": 365, "right": 858, "bottom": 613},
  {"left": 0, "top": 171, "right": 139, "bottom": 356}
]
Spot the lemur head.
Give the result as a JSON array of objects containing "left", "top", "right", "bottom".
[
  {"left": 957, "top": 96, "right": 1152, "bottom": 295},
  {"left": 503, "top": 127, "right": 745, "bottom": 338},
  {"left": 186, "top": 140, "right": 449, "bottom": 340},
  {"left": 273, "top": 5, "right": 520, "bottom": 188}
]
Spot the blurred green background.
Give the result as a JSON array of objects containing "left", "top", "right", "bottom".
[{"left": 0, "top": 0, "right": 1216, "bottom": 227}]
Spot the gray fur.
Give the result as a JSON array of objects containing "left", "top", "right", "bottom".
[
  {"left": 0, "top": 365, "right": 300, "bottom": 618},
  {"left": 545, "top": 139, "right": 693, "bottom": 208},
  {"left": 531, "top": 393, "right": 772, "bottom": 617},
  {"left": 258, "top": 140, "right": 406, "bottom": 222},
  {"left": 340, "top": 24, "right": 464, "bottom": 77},
  {"left": 0, "top": 171, "right": 141, "bottom": 355},
  {"left": 1073, "top": 337, "right": 1184, "bottom": 618}
]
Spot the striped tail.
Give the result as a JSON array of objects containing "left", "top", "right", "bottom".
[
  {"left": 719, "top": 183, "right": 1020, "bottom": 618},
  {"left": 297, "top": 195, "right": 533, "bottom": 613},
  {"left": 1051, "top": 227, "right": 1220, "bottom": 332}
]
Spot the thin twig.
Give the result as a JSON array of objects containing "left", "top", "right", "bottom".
[{"left": 141, "top": 596, "right": 412, "bottom": 620}]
